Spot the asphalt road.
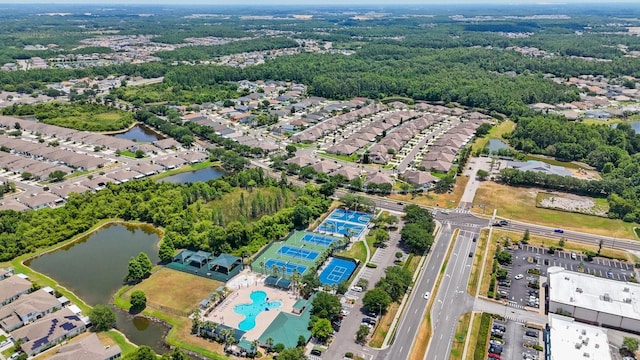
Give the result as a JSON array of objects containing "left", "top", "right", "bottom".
[
  {"left": 382, "top": 222, "right": 457, "bottom": 360},
  {"left": 424, "top": 227, "right": 477, "bottom": 360}
]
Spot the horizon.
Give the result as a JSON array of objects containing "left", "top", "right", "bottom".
[{"left": 1, "top": 0, "right": 639, "bottom": 5}]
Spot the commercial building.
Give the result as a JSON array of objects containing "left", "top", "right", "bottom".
[
  {"left": 548, "top": 267, "right": 640, "bottom": 332},
  {"left": 548, "top": 313, "right": 611, "bottom": 360}
]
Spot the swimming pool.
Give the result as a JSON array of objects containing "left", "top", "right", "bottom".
[{"left": 234, "top": 291, "right": 282, "bottom": 331}]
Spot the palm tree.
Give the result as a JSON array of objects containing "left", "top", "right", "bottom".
[
  {"left": 281, "top": 265, "right": 287, "bottom": 279},
  {"left": 259, "top": 261, "right": 265, "bottom": 275},
  {"left": 265, "top": 337, "right": 274, "bottom": 352},
  {"left": 221, "top": 329, "right": 233, "bottom": 344},
  {"left": 251, "top": 339, "right": 260, "bottom": 355},
  {"left": 272, "top": 264, "right": 279, "bottom": 278},
  {"left": 291, "top": 269, "right": 300, "bottom": 298}
]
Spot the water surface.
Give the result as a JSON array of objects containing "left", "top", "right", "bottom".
[{"left": 160, "top": 167, "right": 225, "bottom": 184}]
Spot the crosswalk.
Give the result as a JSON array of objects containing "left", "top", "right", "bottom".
[{"left": 440, "top": 220, "right": 482, "bottom": 228}]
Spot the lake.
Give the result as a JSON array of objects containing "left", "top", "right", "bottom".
[
  {"left": 487, "top": 138, "right": 509, "bottom": 152},
  {"left": 160, "top": 167, "right": 225, "bottom": 184},
  {"left": 113, "top": 124, "right": 165, "bottom": 142},
  {"left": 26, "top": 223, "right": 169, "bottom": 353},
  {"left": 611, "top": 121, "right": 640, "bottom": 134}
]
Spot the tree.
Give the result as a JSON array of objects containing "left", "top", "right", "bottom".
[
  {"left": 292, "top": 204, "right": 311, "bottom": 228},
  {"left": 311, "top": 292, "right": 341, "bottom": 320},
  {"left": 89, "top": 304, "right": 116, "bottom": 331},
  {"left": 126, "top": 257, "right": 144, "bottom": 283},
  {"left": 401, "top": 223, "right": 433, "bottom": 254},
  {"left": 130, "top": 290, "right": 147, "bottom": 312},
  {"left": 311, "top": 318, "right": 333, "bottom": 343},
  {"left": 558, "top": 237, "right": 566, "bottom": 248},
  {"left": 158, "top": 240, "right": 175, "bottom": 263},
  {"left": 522, "top": 229, "right": 530, "bottom": 244},
  {"left": 161, "top": 349, "right": 189, "bottom": 360},
  {"left": 476, "top": 169, "right": 489, "bottom": 181},
  {"left": 300, "top": 272, "right": 321, "bottom": 298},
  {"left": 356, "top": 325, "right": 370, "bottom": 344},
  {"left": 286, "top": 144, "right": 297, "bottom": 156},
  {"left": 376, "top": 266, "right": 412, "bottom": 302},
  {"left": 622, "top": 337, "right": 639, "bottom": 355},
  {"left": 362, "top": 288, "right": 392, "bottom": 314},
  {"left": 137, "top": 252, "right": 153, "bottom": 277},
  {"left": 20, "top": 172, "right": 33, "bottom": 180},
  {"left": 495, "top": 251, "right": 512, "bottom": 265},
  {"left": 276, "top": 347, "right": 306, "bottom": 360},
  {"left": 126, "top": 346, "right": 157, "bottom": 360},
  {"left": 135, "top": 149, "right": 145, "bottom": 158},
  {"left": 49, "top": 170, "right": 67, "bottom": 182}
]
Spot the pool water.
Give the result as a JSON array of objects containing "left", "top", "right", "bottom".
[{"left": 234, "top": 291, "right": 282, "bottom": 331}]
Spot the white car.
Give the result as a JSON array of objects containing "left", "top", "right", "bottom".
[
  {"left": 514, "top": 274, "right": 524, "bottom": 280},
  {"left": 424, "top": 291, "right": 430, "bottom": 300}
]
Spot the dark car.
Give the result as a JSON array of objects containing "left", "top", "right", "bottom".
[
  {"left": 469, "top": 252, "right": 474, "bottom": 258},
  {"left": 554, "top": 229, "right": 564, "bottom": 233},
  {"left": 525, "top": 330, "right": 538, "bottom": 337},
  {"left": 493, "top": 324, "right": 506, "bottom": 332},
  {"left": 492, "top": 222, "right": 502, "bottom": 227},
  {"left": 473, "top": 237, "right": 477, "bottom": 242},
  {"left": 310, "top": 349, "right": 322, "bottom": 356},
  {"left": 499, "top": 220, "right": 509, "bottom": 226}
]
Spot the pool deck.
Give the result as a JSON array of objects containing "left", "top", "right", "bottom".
[{"left": 201, "top": 272, "right": 298, "bottom": 341}]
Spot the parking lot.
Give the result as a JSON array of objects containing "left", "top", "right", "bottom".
[
  {"left": 495, "top": 244, "right": 634, "bottom": 311},
  {"left": 490, "top": 319, "right": 541, "bottom": 360}
]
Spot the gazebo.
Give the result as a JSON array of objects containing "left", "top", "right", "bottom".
[
  {"left": 209, "top": 254, "right": 242, "bottom": 275},
  {"left": 264, "top": 275, "right": 292, "bottom": 290},
  {"left": 188, "top": 250, "right": 212, "bottom": 269},
  {"left": 173, "top": 250, "right": 194, "bottom": 264}
]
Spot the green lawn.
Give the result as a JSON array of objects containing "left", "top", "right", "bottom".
[
  {"left": 318, "top": 151, "right": 359, "bottom": 163},
  {"left": 471, "top": 120, "right": 515, "bottom": 154},
  {"left": 338, "top": 241, "right": 367, "bottom": 264},
  {"left": 473, "top": 182, "right": 636, "bottom": 239}
]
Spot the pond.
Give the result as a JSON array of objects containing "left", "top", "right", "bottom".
[
  {"left": 487, "top": 138, "right": 509, "bottom": 152},
  {"left": 112, "top": 124, "right": 165, "bottom": 142},
  {"left": 160, "top": 167, "right": 225, "bottom": 184},
  {"left": 26, "top": 223, "right": 169, "bottom": 353},
  {"left": 611, "top": 121, "right": 640, "bottom": 134}
]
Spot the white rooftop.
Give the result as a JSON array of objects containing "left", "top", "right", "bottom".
[
  {"left": 549, "top": 313, "right": 611, "bottom": 360},
  {"left": 548, "top": 267, "right": 640, "bottom": 320}
]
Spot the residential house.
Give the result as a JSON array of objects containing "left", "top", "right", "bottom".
[
  {"left": 402, "top": 170, "right": 439, "bottom": 189},
  {"left": 11, "top": 307, "right": 88, "bottom": 356},
  {"left": 365, "top": 172, "right": 394, "bottom": 186},
  {"left": 0, "top": 288, "right": 62, "bottom": 332},
  {"left": 17, "top": 193, "right": 63, "bottom": 210},
  {"left": 0, "top": 275, "right": 32, "bottom": 306},
  {"left": 48, "top": 333, "right": 121, "bottom": 360}
]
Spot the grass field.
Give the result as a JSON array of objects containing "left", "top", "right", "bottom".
[
  {"left": 470, "top": 120, "right": 515, "bottom": 154},
  {"left": 43, "top": 110, "right": 134, "bottom": 132},
  {"left": 390, "top": 176, "right": 469, "bottom": 209},
  {"left": 472, "top": 182, "right": 636, "bottom": 239},
  {"left": 479, "top": 232, "right": 500, "bottom": 297},
  {"left": 472, "top": 313, "right": 492, "bottom": 360},
  {"left": 338, "top": 241, "right": 367, "bottom": 265},
  {"left": 123, "top": 268, "right": 222, "bottom": 314},
  {"left": 114, "top": 268, "right": 230, "bottom": 360},
  {"left": 450, "top": 312, "right": 472, "bottom": 360}
]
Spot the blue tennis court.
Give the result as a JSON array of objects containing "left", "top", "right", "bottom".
[
  {"left": 264, "top": 258, "right": 307, "bottom": 275},
  {"left": 301, "top": 233, "right": 336, "bottom": 247},
  {"left": 318, "top": 219, "right": 365, "bottom": 237},
  {"left": 277, "top": 245, "right": 319, "bottom": 261},
  {"left": 328, "top": 209, "right": 372, "bottom": 225},
  {"left": 319, "top": 257, "right": 357, "bottom": 285}
]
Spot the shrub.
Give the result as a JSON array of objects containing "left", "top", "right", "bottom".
[
  {"left": 345, "top": 352, "right": 354, "bottom": 358},
  {"left": 366, "top": 263, "right": 377, "bottom": 268}
]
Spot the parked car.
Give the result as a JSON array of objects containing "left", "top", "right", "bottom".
[
  {"left": 488, "top": 353, "right": 501, "bottom": 360},
  {"left": 525, "top": 330, "right": 538, "bottom": 337},
  {"left": 514, "top": 274, "right": 524, "bottom": 280},
  {"left": 489, "top": 340, "right": 503, "bottom": 346},
  {"left": 489, "top": 346, "right": 503, "bottom": 354},
  {"left": 310, "top": 349, "right": 322, "bottom": 356},
  {"left": 493, "top": 324, "right": 506, "bottom": 332}
]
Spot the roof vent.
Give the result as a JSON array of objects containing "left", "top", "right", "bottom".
[
  {"left": 625, "top": 298, "right": 632, "bottom": 303},
  {"left": 575, "top": 343, "right": 582, "bottom": 349},
  {"left": 603, "top": 293, "right": 611, "bottom": 302},
  {"left": 582, "top": 329, "right": 587, "bottom": 335},
  {"left": 576, "top": 288, "right": 583, "bottom": 293},
  {"left": 624, "top": 287, "right": 630, "bottom": 292},
  {"left": 565, "top": 277, "right": 570, "bottom": 281},
  {"left": 583, "top": 353, "right": 590, "bottom": 358}
]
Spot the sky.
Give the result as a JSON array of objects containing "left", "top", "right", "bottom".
[{"left": 0, "top": 0, "right": 638, "bottom": 4}]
